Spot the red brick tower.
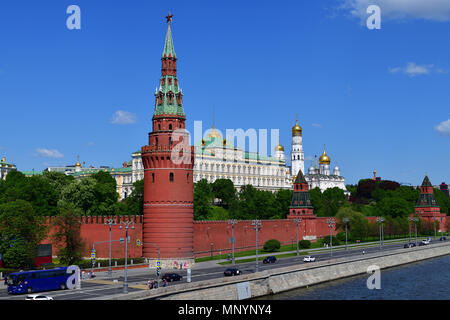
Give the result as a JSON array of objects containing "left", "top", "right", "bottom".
[
  {"left": 287, "top": 169, "right": 315, "bottom": 218},
  {"left": 414, "top": 174, "right": 447, "bottom": 231},
  {"left": 141, "top": 15, "right": 195, "bottom": 260}
]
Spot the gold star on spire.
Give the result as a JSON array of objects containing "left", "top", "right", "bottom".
[{"left": 166, "top": 12, "right": 174, "bottom": 24}]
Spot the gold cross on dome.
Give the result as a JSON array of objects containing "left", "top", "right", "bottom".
[{"left": 166, "top": 12, "right": 174, "bottom": 24}]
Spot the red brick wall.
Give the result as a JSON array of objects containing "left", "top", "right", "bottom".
[
  {"left": 42, "top": 216, "right": 143, "bottom": 259},
  {"left": 193, "top": 218, "right": 338, "bottom": 258}
]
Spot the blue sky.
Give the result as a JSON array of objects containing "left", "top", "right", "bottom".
[{"left": 0, "top": 0, "right": 449, "bottom": 186}]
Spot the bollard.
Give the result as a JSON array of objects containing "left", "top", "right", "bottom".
[
  {"left": 98, "top": 262, "right": 100, "bottom": 268},
  {"left": 131, "top": 259, "right": 133, "bottom": 265},
  {"left": 115, "top": 261, "right": 117, "bottom": 267}
]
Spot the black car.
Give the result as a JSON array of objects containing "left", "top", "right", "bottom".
[
  {"left": 162, "top": 273, "right": 183, "bottom": 282},
  {"left": 224, "top": 268, "right": 241, "bottom": 276},
  {"left": 404, "top": 243, "right": 416, "bottom": 248},
  {"left": 263, "top": 256, "right": 277, "bottom": 264},
  {"left": 440, "top": 236, "right": 447, "bottom": 241}
]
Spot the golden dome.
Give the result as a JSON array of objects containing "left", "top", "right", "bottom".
[
  {"left": 275, "top": 144, "right": 284, "bottom": 152},
  {"left": 75, "top": 161, "right": 82, "bottom": 168},
  {"left": 292, "top": 119, "right": 302, "bottom": 136},
  {"left": 207, "top": 125, "right": 222, "bottom": 139},
  {"left": 319, "top": 146, "right": 331, "bottom": 165}
]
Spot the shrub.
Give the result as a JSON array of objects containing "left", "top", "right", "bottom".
[
  {"left": 263, "top": 239, "right": 280, "bottom": 252},
  {"left": 298, "top": 240, "right": 311, "bottom": 249},
  {"left": 336, "top": 231, "right": 352, "bottom": 243},
  {"left": 320, "top": 235, "right": 341, "bottom": 246}
]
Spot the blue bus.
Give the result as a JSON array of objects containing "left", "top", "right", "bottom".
[{"left": 6, "top": 267, "right": 73, "bottom": 295}]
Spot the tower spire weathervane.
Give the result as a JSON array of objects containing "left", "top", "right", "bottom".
[{"left": 166, "top": 12, "right": 173, "bottom": 24}]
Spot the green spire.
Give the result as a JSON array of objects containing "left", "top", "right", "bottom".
[{"left": 162, "top": 23, "right": 176, "bottom": 58}]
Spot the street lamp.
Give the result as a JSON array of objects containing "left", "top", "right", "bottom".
[
  {"left": 408, "top": 217, "right": 419, "bottom": 245},
  {"left": 228, "top": 219, "right": 237, "bottom": 265},
  {"left": 326, "top": 218, "right": 335, "bottom": 257},
  {"left": 342, "top": 218, "right": 349, "bottom": 251},
  {"left": 376, "top": 217, "right": 385, "bottom": 250},
  {"left": 210, "top": 243, "right": 214, "bottom": 259},
  {"left": 252, "top": 220, "right": 262, "bottom": 272},
  {"left": 433, "top": 217, "right": 437, "bottom": 240},
  {"left": 294, "top": 219, "right": 302, "bottom": 257},
  {"left": 104, "top": 218, "right": 116, "bottom": 278},
  {"left": 119, "top": 220, "right": 135, "bottom": 294}
]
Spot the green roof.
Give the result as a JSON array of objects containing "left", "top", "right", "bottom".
[{"left": 162, "top": 24, "right": 176, "bottom": 58}]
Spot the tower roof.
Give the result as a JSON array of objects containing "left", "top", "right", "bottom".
[
  {"left": 162, "top": 22, "right": 176, "bottom": 58},
  {"left": 421, "top": 175, "right": 432, "bottom": 187},
  {"left": 294, "top": 169, "right": 307, "bottom": 184}
]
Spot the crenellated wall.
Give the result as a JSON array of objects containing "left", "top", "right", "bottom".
[
  {"left": 43, "top": 215, "right": 143, "bottom": 259},
  {"left": 41, "top": 215, "right": 447, "bottom": 259}
]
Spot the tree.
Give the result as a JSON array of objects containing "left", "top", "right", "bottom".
[
  {"left": 376, "top": 197, "right": 411, "bottom": 218},
  {"left": 335, "top": 206, "right": 368, "bottom": 241},
  {"left": 309, "top": 187, "right": 324, "bottom": 215},
  {"left": 52, "top": 204, "right": 85, "bottom": 265},
  {"left": 0, "top": 200, "right": 47, "bottom": 268},
  {"left": 355, "top": 179, "right": 377, "bottom": 202},
  {"left": 211, "top": 179, "right": 236, "bottom": 209},
  {"left": 0, "top": 171, "right": 59, "bottom": 216},
  {"left": 123, "top": 179, "right": 144, "bottom": 215},
  {"left": 194, "top": 179, "right": 213, "bottom": 220},
  {"left": 322, "top": 187, "right": 348, "bottom": 217},
  {"left": 274, "top": 189, "right": 293, "bottom": 219}
]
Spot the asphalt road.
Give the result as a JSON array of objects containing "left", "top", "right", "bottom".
[{"left": 0, "top": 239, "right": 440, "bottom": 300}]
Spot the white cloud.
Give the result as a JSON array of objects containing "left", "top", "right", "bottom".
[
  {"left": 435, "top": 119, "right": 450, "bottom": 136},
  {"left": 339, "top": 0, "right": 450, "bottom": 22},
  {"left": 312, "top": 123, "right": 322, "bottom": 128},
  {"left": 389, "top": 63, "right": 435, "bottom": 77},
  {"left": 305, "top": 156, "right": 314, "bottom": 161},
  {"left": 111, "top": 110, "right": 137, "bottom": 125},
  {"left": 36, "top": 148, "right": 64, "bottom": 158}
]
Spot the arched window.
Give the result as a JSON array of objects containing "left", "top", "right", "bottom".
[
  {"left": 152, "top": 173, "right": 155, "bottom": 183},
  {"left": 170, "top": 172, "right": 174, "bottom": 182},
  {"left": 169, "top": 124, "right": 173, "bottom": 131},
  {"left": 169, "top": 137, "right": 173, "bottom": 147}
]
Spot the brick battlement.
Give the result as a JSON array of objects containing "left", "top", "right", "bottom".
[{"left": 44, "top": 215, "right": 143, "bottom": 225}]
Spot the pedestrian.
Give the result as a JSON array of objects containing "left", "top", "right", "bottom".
[
  {"left": 363, "top": 250, "right": 366, "bottom": 255},
  {"left": 163, "top": 279, "right": 168, "bottom": 287},
  {"left": 147, "top": 280, "right": 153, "bottom": 290},
  {"left": 153, "top": 280, "right": 158, "bottom": 289}
]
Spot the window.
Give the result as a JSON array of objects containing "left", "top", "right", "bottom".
[
  {"left": 169, "top": 124, "right": 173, "bottom": 131},
  {"left": 170, "top": 173, "right": 174, "bottom": 182},
  {"left": 152, "top": 173, "right": 155, "bottom": 183}
]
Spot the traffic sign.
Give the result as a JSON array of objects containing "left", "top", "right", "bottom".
[
  {"left": 91, "top": 252, "right": 96, "bottom": 259},
  {"left": 156, "top": 260, "right": 161, "bottom": 267},
  {"left": 229, "top": 236, "right": 235, "bottom": 244},
  {"left": 136, "top": 239, "right": 141, "bottom": 247}
]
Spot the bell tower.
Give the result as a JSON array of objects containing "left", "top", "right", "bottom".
[{"left": 141, "top": 14, "right": 195, "bottom": 261}]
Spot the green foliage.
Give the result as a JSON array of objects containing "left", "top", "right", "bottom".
[
  {"left": 375, "top": 197, "right": 411, "bottom": 218},
  {"left": 335, "top": 206, "right": 369, "bottom": 240},
  {"left": 60, "top": 173, "right": 118, "bottom": 216},
  {"left": 263, "top": 239, "right": 280, "bottom": 252},
  {"left": 209, "top": 206, "right": 230, "bottom": 220},
  {"left": 0, "top": 171, "right": 59, "bottom": 216},
  {"left": 0, "top": 200, "right": 47, "bottom": 268},
  {"left": 321, "top": 235, "right": 340, "bottom": 246},
  {"left": 52, "top": 204, "right": 85, "bottom": 265},
  {"left": 336, "top": 231, "right": 352, "bottom": 242},
  {"left": 194, "top": 179, "right": 214, "bottom": 220},
  {"left": 433, "top": 189, "right": 450, "bottom": 215},
  {"left": 298, "top": 239, "right": 311, "bottom": 249},
  {"left": 122, "top": 179, "right": 144, "bottom": 215},
  {"left": 212, "top": 179, "right": 236, "bottom": 209}
]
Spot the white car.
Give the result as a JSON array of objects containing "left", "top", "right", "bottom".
[
  {"left": 421, "top": 239, "right": 430, "bottom": 245},
  {"left": 303, "top": 256, "right": 316, "bottom": 262},
  {"left": 25, "top": 294, "right": 54, "bottom": 300}
]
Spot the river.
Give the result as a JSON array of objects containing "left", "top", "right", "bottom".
[{"left": 257, "top": 254, "right": 450, "bottom": 300}]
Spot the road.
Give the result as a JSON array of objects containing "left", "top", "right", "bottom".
[{"left": 0, "top": 238, "right": 440, "bottom": 300}]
